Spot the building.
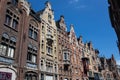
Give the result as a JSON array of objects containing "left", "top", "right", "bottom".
[
  {"left": 0, "top": 0, "right": 40, "bottom": 80},
  {"left": 117, "top": 65, "right": 120, "bottom": 78},
  {"left": 37, "top": 1, "right": 59, "bottom": 80},
  {"left": 108, "top": 0, "right": 120, "bottom": 52},
  {"left": 0, "top": 0, "right": 119, "bottom": 80},
  {"left": 68, "top": 25, "right": 83, "bottom": 80},
  {"left": 56, "top": 16, "right": 72, "bottom": 80}
]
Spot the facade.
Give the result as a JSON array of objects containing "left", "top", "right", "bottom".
[
  {"left": 38, "top": 1, "right": 58, "bottom": 80},
  {"left": 0, "top": 0, "right": 119, "bottom": 80},
  {"left": 0, "top": 0, "right": 40, "bottom": 80},
  {"left": 108, "top": 0, "right": 120, "bottom": 52},
  {"left": 56, "top": 16, "right": 72, "bottom": 80},
  {"left": 117, "top": 65, "right": 120, "bottom": 78},
  {"left": 99, "top": 55, "right": 120, "bottom": 80}
]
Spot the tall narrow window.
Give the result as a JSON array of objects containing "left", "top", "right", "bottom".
[
  {"left": 0, "top": 44, "right": 7, "bottom": 56},
  {"left": 32, "top": 55, "right": 37, "bottom": 63},
  {"left": 8, "top": 47, "right": 15, "bottom": 58},
  {"left": 29, "top": 28, "right": 33, "bottom": 38},
  {"left": 64, "top": 53, "right": 67, "bottom": 60},
  {"left": 41, "top": 74, "right": 44, "bottom": 80},
  {"left": 5, "top": 15, "right": 11, "bottom": 26},
  {"left": 12, "top": 19, "right": 18, "bottom": 29},
  {"left": 34, "top": 32, "right": 37, "bottom": 40},
  {"left": 27, "top": 44, "right": 37, "bottom": 63}
]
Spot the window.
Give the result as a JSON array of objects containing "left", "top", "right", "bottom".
[
  {"left": 12, "top": 19, "right": 18, "bottom": 29},
  {"left": 41, "top": 73, "right": 44, "bottom": 80},
  {"left": 64, "top": 65, "right": 68, "bottom": 71},
  {"left": 0, "top": 44, "right": 7, "bottom": 56},
  {"left": 27, "top": 44, "right": 38, "bottom": 63},
  {"left": 27, "top": 52, "right": 37, "bottom": 63},
  {"left": 5, "top": 15, "right": 11, "bottom": 26},
  {"left": 5, "top": 9, "right": 19, "bottom": 30},
  {"left": 28, "top": 25, "right": 38, "bottom": 40},
  {"left": 0, "top": 33, "right": 16, "bottom": 58},
  {"left": 29, "top": 28, "right": 33, "bottom": 38},
  {"left": 10, "top": 37, "right": 17, "bottom": 45},
  {"left": 25, "top": 73, "right": 37, "bottom": 80},
  {"left": 46, "top": 46, "right": 52, "bottom": 55},
  {"left": 64, "top": 53, "right": 67, "bottom": 60},
  {"left": 64, "top": 52, "right": 69, "bottom": 60},
  {"left": 8, "top": 47, "right": 15, "bottom": 57}
]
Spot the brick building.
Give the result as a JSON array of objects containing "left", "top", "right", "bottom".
[
  {"left": 0, "top": 0, "right": 119, "bottom": 80},
  {"left": 56, "top": 16, "right": 72, "bottom": 80},
  {"left": 0, "top": 0, "right": 40, "bottom": 80}
]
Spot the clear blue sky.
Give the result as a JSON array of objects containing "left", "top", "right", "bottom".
[{"left": 28, "top": 0, "right": 120, "bottom": 64}]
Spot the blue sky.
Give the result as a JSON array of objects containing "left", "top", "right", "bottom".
[{"left": 28, "top": 0, "right": 120, "bottom": 65}]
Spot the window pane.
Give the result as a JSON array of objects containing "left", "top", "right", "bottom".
[
  {"left": 29, "top": 28, "right": 33, "bottom": 38},
  {"left": 34, "top": 32, "right": 37, "bottom": 40},
  {"left": 8, "top": 47, "right": 14, "bottom": 58},
  {"left": 5, "top": 15, "right": 11, "bottom": 25},
  {"left": 0, "top": 44, "right": 3, "bottom": 55},
  {"left": 0, "top": 44, "right": 7, "bottom": 56},
  {"left": 27, "top": 53, "right": 31, "bottom": 61},
  {"left": 64, "top": 53, "right": 67, "bottom": 60},
  {"left": 32, "top": 55, "right": 36, "bottom": 63},
  {"left": 12, "top": 19, "right": 18, "bottom": 29}
]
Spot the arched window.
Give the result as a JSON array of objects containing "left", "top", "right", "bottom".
[
  {"left": 28, "top": 20, "right": 38, "bottom": 40},
  {"left": 2, "top": 33, "right": 9, "bottom": 41},
  {"left": 25, "top": 72, "right": 38, "bottom": 80},
  {"left": 10, "top": 37, "right": 16, "bottom": 45},
  {"left": 0, "top": 33, "right": 16, "bottom": 58}
]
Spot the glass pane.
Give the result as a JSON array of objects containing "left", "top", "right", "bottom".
[
  {"left": 32, "top": 55, "right": 36, "bottom": 63},
  {"left": 29, "top": 29, "right": 33, "bottom": 38},
  {"left": 12, "top": 19, "right": 18, "bottom": 29},
  {"left": 2, "top": 45, "right": 7, "bottom": 56},
  {"left": 11, "top": 48, "right": 14, "bottom": 57},
  {"left": 34, "top": 32, "right": 37, "bottom": 40},
  {"left": 64, "top": 53, "right": 67, "bottom": 60},
  {"left": 8, "top": 47, "right": 14, "bottom": 58},
  {"left": 0, "top": 44, "right": 2, "bottom": 54},
  {"left": 5, "top": 15, "right": 11, "bottom": 25}
]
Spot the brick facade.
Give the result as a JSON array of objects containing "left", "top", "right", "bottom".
[{"left": 0, "top": 0, "right": 119, "bottom": 80}]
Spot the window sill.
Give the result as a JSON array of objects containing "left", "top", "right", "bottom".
[
  {"left": 27, "top": 60, "right": 37, "bottom": 64},
  {"left": 28, "top": 37, "right": 38, "bottom": 42},
  {"left": 0, "top": 55, "right": 15, "bottom": 60},
  {"left": 4, "top": 24, "right": 18, "bottom": 32},
  {"left": 47, "top": 53, "right": 53, "bottom": 57}
]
